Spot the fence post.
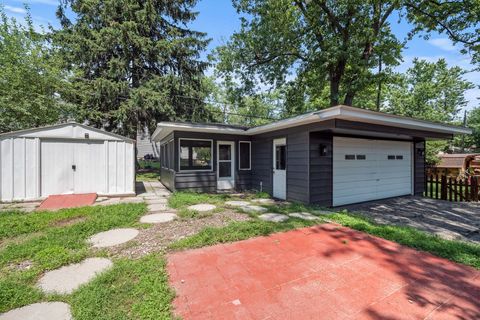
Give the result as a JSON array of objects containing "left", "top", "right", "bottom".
[
  {"left": 465, "top": 177, "right": 470, "bottom": 202},
  {"left": 435, "top": 175, "right": 439, "bottom": 199},
  {"left": 440, "top": 176, "right": 447, "bottom": 200},
  {"left": 459, "top": 179, "right": 464, "bottom": 201},
  {"left": 473, "top": 177, "right": 479, "bottom": 202}
]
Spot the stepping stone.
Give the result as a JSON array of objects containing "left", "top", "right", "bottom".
[
  {"left": 188, "top": 204, "right": 216, "bottom": 212},
  {"left": 146, "top": 198, "right": 168, "bottom": 205},
  {"left": 0, "top": 302, "right": 72, "bottom": 320},
  {"left": 288, "top": 212, "right": 319, "bottom": 221},
  {"left": 225, "top": 200, "right": 250, "bottom": 207},
  {"left": 88, "top": 228, "right": 139, "bottom": 248},
  {"left": 251, "top": 198, "right": 276, "bottom": 205},
  {"left": 242, "top": 205, "right": 268, "bottom": 213},
  {"left": 259, "top": 213, "right": 289, "bottom": 223},
  {"left": 148, "top": 203, "right": 168, "bottom": 212},
  {"left": 37, "top": 258, "right": 112, "bottom": 295},
  {"left": 140, "top": 213, "right": 177, "bottom": 224}
]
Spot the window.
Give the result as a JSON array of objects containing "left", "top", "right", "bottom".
[
  {"left": 179, "top": 139, "right": 212, "bottom": 171},
  {"left": 388, "top": 155, "right": 395, "bottom": 160},
  {"left": 356, "top": 155, "right": 366, "bottom": 160},
  {"left": 275, "top": 145, "right": 286, "bottom": 170},
  {"left": 345, "top": 154, "right": 355, "bottom": 160},
  {"left": 396, "top": 155, "right": 403, "bottom": 160},
  {"left": 239, "top": 141, "right": 251, "bottom": 170}
]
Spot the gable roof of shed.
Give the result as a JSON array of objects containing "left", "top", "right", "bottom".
[{"left": 0, "top": 122, "right": 134, "bottom": 142}]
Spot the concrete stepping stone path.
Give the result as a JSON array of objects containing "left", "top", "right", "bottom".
[
  {"left": 0, "top": 302, "right": 72, "bottom": 320},
  {"left": 288, "top": 212, "right": 319, "bottom": 221},
  {"left": 188, "top": 204, "right": 216, "bottom": 212},
  {"left": 88, "top": 228, "right": 139, "bottom": 248},
  {"left": 225, "top": 200, "right": 250, "bottom": 207},
  {"left": 251, "top": 198, "right": 276, "bottom": 205},
  {"left": 259, "top": 213, "right": 289, "bottom": 223},
  {"left": 242, "top": 205, "right": 268, "bottom": 213},
  {"left": 148, "top": 203, "right": 168, "bottom": 212},
  {"left": 140, "top": 213, "right": 177, "bottom": 224},
  {"left": 37, "top": 258, "right": 112, "bottom": 295}
]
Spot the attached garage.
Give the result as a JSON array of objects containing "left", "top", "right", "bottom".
[
  {"left": 0, "top": 122, "right": 135, "bottom": 202},
  {"left": 332, "top": 137, "right": 413, "bottom": 206}
]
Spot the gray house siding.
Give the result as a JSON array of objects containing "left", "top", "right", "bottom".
[
  {"left": 414, "top": 140, "right": 426, "bottom": 196},
  {"left": 309, "top": 132, "right": 333, "bottom": 206},
  {"left": 286, "top": 131, "right": 310, "bottom": 203}
]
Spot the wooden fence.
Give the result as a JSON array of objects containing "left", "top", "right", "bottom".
[{"left": 425, "top": 175, "right": 479, "bottom": 202}]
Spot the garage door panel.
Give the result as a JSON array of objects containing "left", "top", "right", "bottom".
[{"left": 333, "top": 137, "right": 412, "bottom": 206}]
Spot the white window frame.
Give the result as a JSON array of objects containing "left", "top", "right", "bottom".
[
  {"left": 238, "top": 141, "right": 251, "bottom": 171},
  {"left": 178, "top": 138, "right": 214, "bottom": 172}
]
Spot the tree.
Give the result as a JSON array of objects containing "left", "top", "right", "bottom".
[
  {"left": 467, "top": 106, "right": 480, "bottom": 147},
  {"left": 0, "top": 8, "right": 68, "bottom": 133},
  {"left": 385, "top": 58, "right": 474, "bottom": 122},
  {"left": 214, "top": 0, "right": 480, "bottom": 110},
  {"left": 54, "top": 0, "right": 211, "bottom": 138}
]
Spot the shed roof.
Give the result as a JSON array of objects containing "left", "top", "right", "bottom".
[
  {"left": 0, "top": 122, "right": 134, "bottom": 142},
  {"left": 152, "top": 105, "right": 472, "bottom": 141},
  {"left": 436, "top": 154, "right": 479, "bottom": 168}
]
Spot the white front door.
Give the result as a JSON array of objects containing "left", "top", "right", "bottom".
[
  {"left": 332, "top": 137, "right": 413, "bottom": 206},
  {"left": 273, "top": 138, "right": 287, "bottom": 199},
  {"left": 41, "top": 140, "right": 106, "bottom": 197},
  {"left": 217, "top": 141, "right": 235, "bottom": 190}
]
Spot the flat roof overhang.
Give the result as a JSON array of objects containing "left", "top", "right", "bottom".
[{"left": 152, "top": 105, "right": 472, "bottom": 141}]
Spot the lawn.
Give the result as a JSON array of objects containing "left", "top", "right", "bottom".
[
  {"left": 1, "top": 192, "right": 479, "bottom": 318},
  {"left": 0, "top": 203, "right": 175, "bottom": 319},
  {"left": 136, "top": 159, "right": 160, "bottom": 182}
]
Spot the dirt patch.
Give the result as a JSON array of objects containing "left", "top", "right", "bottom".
[
  {"left": 106, "top": 210, "right": 250, "bottom": 259},
  {"left": 7, "top": 260, "right": 33, "bottom": 271},
  {"left": 51, "top": 216, "right": 87, "bottom": 227}
]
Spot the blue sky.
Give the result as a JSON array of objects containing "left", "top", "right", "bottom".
[{"left": 2, "top": 0, "right": 478, "bottom": 112}]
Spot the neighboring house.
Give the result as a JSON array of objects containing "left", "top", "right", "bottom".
[
  {"left": 0, "top": 122, "right": 135, "bottom": 202},
  {"left": 432, "top": 153, "right": 480, "bottom": 177},
  {"left": 136, "top": 126, "right": 160, "bottom": 159},
  {"left": 152, "top": 105, "right": 471, "bottom": 207}
]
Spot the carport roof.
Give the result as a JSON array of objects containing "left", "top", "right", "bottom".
[{"left": 152, "top": 105, "right": 472, "bottom": 141}]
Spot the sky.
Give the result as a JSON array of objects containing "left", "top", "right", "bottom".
[{"left": 2, "top": 0, "right": 478, "bottom": 112}]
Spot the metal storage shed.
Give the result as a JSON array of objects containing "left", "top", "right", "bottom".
[{"left": 0, "top": 122, "right": 135, "bottom": 202}]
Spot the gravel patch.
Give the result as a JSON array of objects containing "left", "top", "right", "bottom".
[
  {"left": 108, "top": 210, "right": 251, "bottom": 259},
  {"left": 0, "top": 302, "right": 72, "bottom": 320},
  {"left": 88, "top": 228, "right": 139, "bottom": 248},
  {"left": 37, "top": 258, "right": 112, "bottom": 294}
]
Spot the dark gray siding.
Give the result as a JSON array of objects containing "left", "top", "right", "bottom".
[
  {"left": 250, "top": 137, "right": 272, "bottom": 194},
  {"left": 309, "top": 132, "right": 333, "bottom": 206},
  {"left": 172, "top": 131, "right": 252, "bottom": 192},
  {"left": 160, "top": 168, "right": 175, "bottom": 191},
  {"left": 287, "top": 131, "right": 310, "bottom": 203},
  {"left": 414, "top": 140, "right": 426, "bottom": 195}
]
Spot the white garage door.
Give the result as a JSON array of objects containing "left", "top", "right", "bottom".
[
  {"left": 333, "top": 137, "right": 412, "bottom": 206},
  {"left": 41, "top": 140, "right": 106, "bottom": 196}
]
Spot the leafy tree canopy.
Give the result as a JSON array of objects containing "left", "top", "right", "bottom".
[
  {"left": 214, "top": 0, "right": 480, "bottom": 111},
  {"left": 0, "top": 8, "right": 69, "bottom": 133},
  {"left": 54, "top": 0, "right": 212, "bottom": 137}
]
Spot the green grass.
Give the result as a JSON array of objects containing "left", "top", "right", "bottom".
[
  {"left": 327, "top": 211, "right": 480, "bottom": 269},
  {"left": 138, "top": 160, "right": 160, "bottom": 170},
  {"left": 136, "top": 171, "right": 160, "bottom": 182},
  {"left": 0, "top": 203, "right": 149, "bottom": 314},
  {"left": 70, "top": 254, "right": 174, "bottom": 320}
]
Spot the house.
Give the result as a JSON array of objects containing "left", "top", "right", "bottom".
[
  {"left": 0, "top": 122, "right": 135, "bottom": 202},
  {"left": 432, "top": 153, "right": 480, "bottom": 177},
  {"left": 136, "top": 126, "right": 160, "bottom": 159},
  {"left": 152, "top": 105, "right": 471, "bottom": 206}
]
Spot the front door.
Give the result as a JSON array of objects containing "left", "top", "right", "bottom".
[
  {"left": 217, "top": 141, "right": 235, "bottom": 190},
  {"left": 273, "top": 138, "right": 287, "bottom": 199}
]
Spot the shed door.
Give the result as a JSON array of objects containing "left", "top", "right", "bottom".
[
  {"left": 41, "top": 140, "right": 106, "bottom": 196},
  {"left": 333, "top": 137, "right": 412, "bottom": 206}
]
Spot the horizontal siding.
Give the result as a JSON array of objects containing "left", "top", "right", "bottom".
[
  {"left": 175, "top": 172, "right": 216, "bottom": 192},
  {"left": 309, "top": 132, "right": 333, "bottom": 206},
  {"left": 414, "top": 140, "right": 426, "bottom": 195},
  {"left": 160, "top": 168, "right": 175, "bottom": 191}
]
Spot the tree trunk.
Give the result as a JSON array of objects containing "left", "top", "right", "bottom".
[{"left": 344, "top": 91, "right": 355, "bottom": 106}]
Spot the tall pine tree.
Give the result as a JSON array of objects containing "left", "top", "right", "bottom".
[{"left": 54, "top": 0, "right": 210, "bottom": 137}]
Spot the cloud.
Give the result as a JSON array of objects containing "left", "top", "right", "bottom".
[
  {"left": 427, "top": 38, "right": 457, "bottom": 52},
  {"left": 4, "top": 5, "right": 27, "bottom": 14}
]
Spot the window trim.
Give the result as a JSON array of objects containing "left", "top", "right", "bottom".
[
  {"left": 160, "top": 138, "right": 174, "bottom": 170},
  {"left": 238, "top": 141, "right": 252, "bottom": 171},
  {"left": 178, "top": 138, "right": 214, "bottom": 172}
]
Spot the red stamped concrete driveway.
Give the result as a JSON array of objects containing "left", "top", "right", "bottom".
[{"left": 167, "top": 224, "right": 480, "bottom": 320}]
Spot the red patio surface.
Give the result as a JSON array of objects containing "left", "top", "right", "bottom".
[
  {"left": 38, "top": 193, "right": 97, "bottom": 210},
  {"left": 167, "top": 224, "right": 480, "bottom": 320}
]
